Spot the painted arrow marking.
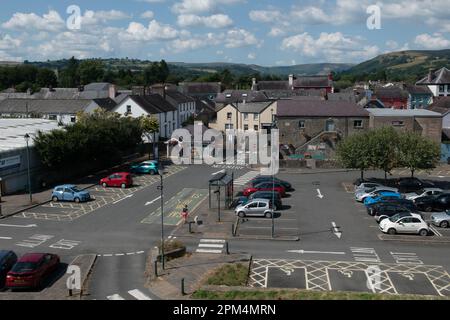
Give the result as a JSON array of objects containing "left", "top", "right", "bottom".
[
  {"left": 145, "top": 196, "right": 161, "bottom": 206},
  {"left": 113, "top": 195, "right": 134, "bottom": 204},
  {"left": 332, "top": 222, "right": 342, "bottom": 239},
  {"left": 317, "top": 189, "right": 324, "bottom": 199},
  {"left": 287, "top": 250, "right": 346, "bottom": 255},
  {"left": 0, "top": 223, "right": 37, "bottom": 228}
]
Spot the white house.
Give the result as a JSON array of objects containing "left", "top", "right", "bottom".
[
  {"left": 417, "top": 67, "right": 450, "bottom": 97},
  {"left": 112, "top": 95, "right": 178, "bottom": 140}
]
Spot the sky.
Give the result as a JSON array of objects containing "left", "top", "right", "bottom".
[{"left": 0, "top": 0, "right": 449, "bottom": 66}]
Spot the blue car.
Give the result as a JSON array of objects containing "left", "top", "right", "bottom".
[
  {"left": 364, "top": 191, "right": 402, "bottom": 206},
  {"left": 51, "top": 184, "right": 91, "bottom": 203}
]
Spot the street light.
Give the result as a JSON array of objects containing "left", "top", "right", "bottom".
[
  {"left": 157, "top": 167, "right": 165, "bottom": 270},
  {"left": 24, "top": 133, "right": 32, "bottom": 203},
  {"left": 270, "top": 109, "right": 275, "bottom": 238}
]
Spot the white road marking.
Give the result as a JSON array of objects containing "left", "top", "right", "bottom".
[
  {"left": 0, "top": 223, "right": 37, "bottom": 228},
  {"left": 128, "top": 289, "right": 152, "bottom": 300},
  {"left": 287, "top": 250, "right": 346, "bottom": 255},
  {"left": 16, "top": 234, "right": 54, "bottom": 248},
  {"left": 351, "top": 247, "right": 380, "bottom": 263},
  {"left": 317, "top": 189, "right": 324, "bottom": 199},
  {"left": 196, "top": 249, "right": 223, "bottom": 254},
  {"left": 429, "top": 225, "right": 442, "bottom": 237},
  {"left": 113, "top": 195, "right": 134, "bottom": 204},
  {"left": 198, "top": 244, "right": 224, "bottom": 248},
  {"left": 331, "top": 222, "right": 342, "bottom": 239},
  {"left": 390, "top": 252, "right": 423, "bottom": 265},
  {"left": 196, "top": 239, "right": 225, "bottom": 254},
  {"left": 49, "top": 239, "right": 81, "bottom": 250},
  {"left": 107, "top": 294, "right": 125, "bottom": 300},
  {"left": 115, "top": 254, "right": 125, "bottom": 256},
  {"left": 0, "top": 237, "right": 12, "bottom": 240},
  {"left": 200, "top": 239, "right": 226, "bottom": 243},
  {"left": 145, "top": 196, "right": 161, "bottom": 206}
]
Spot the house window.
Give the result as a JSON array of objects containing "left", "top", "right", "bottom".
[
  {"left": 225, "top": 123, "right": 234, "bottom": 130},
  {"left": 439, "top": 85, "right": 445, "bottom": 93},
  {"left": 392, "top": 121, "right": 404, "bottom": 126},
  {"left": 244, "top": 124, "right": 249, "bottom": 131},
  {"left": 126, "top": 105, "right": 131, "bottom": 114},
  {"left": 173, "top": 122, "right": 176, "bottom": 131},
  {"left": 164, "top": 113, "right": 167, "bottom": 122},
  {"left": 254, "top": 113, "right": 259, "bottom": 121},
  {"left": 299, "top": 120, "right": 305, "bottom": 129},
  {"left": 49, "top": 115, "right": 57, "bottom": 121},
  {"left": 71, "top": 116, "right": 76, "bottom": 123},
  {"left": 227, "top": 112, "right": 232, "bottom": 120},
  {"left": 353, "top": 120, "right": 363, "bottom": 128},
  {"left": 254, "top": 125, "right": 259, "bottom": 131},
  {"left": 244, "top": 113, "right": 249, "bottom": 121}
]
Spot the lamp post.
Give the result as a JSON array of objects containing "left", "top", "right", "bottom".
[
  {"left": 157, "top": 168, "right": 165, "bottom": 270},
  {"left": 24, "top": 133, "right": 32, "bottom": 203},
  {"left": 270, "top": 109, "right": 275, "bottom": 238}
]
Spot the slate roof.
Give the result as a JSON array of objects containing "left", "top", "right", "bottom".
[
  {"left": 0, "top": 99, "right": 92, "bottom": 114},
  {"left": 255, "top": 81, "right": 290, "bottom": 91},
  {"left": 84, "top": 82, "right": 112, "bottom": 91},
  {"left": 373, "top": 87, "right": 408, "bottom": 99},
  {"left": 215, "top": 90, "right": 269, "bottom": 104},
  {"left": 165, "top": 90, "right": 195, "bottom": 104},
  {"left": 264, "top": 89, "right": 327, "bottom": 99},
  {"left": 294, "top": 76, "right": 332, "bottom": 88},
  {"left": 366, "top": 108, "right": 442, "bottom": 117},
  {"left": 179, "top": 82, "right": 223, "bottom": 95},
  {"left": 237, "top": 101, "right": 275, "bottom": 114},
  {"left": 427, "top": 97, "right": 450, "bottom": 115},
  {"left": 404, "top": 84, "right": 433, "bottom": 95},
  {"left": 92, "top": 98, "right": 117, "bottom": 111},
  {"left": 417, "top": 67, "right": 450, "bottom": 85},
  {"left": 128, "top": 95, "right": 177, "bottom": 114},
  {"left": 277, "top": 100, "right": 369, "bottom": 117},
  {"left": 327, "top": 92, "right": 357, "bottom": 103}
]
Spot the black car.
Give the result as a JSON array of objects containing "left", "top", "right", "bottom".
[
  {"left": 415, "top": 193, "right": 450, "bottom": 212},
  {"left": 394, "top": 177, "right": 435, "bottom": 193},
  {"left": 369, "top": 204, "right": 418, "bottom": 222},
  {"left": 0, "top": 250, "right": 18, "bottom": 287},
  {"left": 367, "top": 199, "right": 418, "bottom": 216},
  {"left": 251, "top": 176, "right": 293, "bottom": 191},
  {"left": 249, "top": 191, "right": 283, "bottom": 210}
]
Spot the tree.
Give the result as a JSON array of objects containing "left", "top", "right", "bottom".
[
  {"left": 36, "top": 68, "right": 57, "bottom": 88},
  {"left": 399, "top": 133, "right": 441, "bottom": 177},
  {"left": 367, "top": 127, "right": 400, "bottom": 180},
  {"left": 140, "top": 116, "right": 160, "bottom": 159},
  {"left": 79, "top": 60, "right": 105, "bottom": 84},
  {"left": 336, "top": 132, "right": 372, "bottom": 180},
  {"left": 59, "top": 56, "right": 80, "bottom": 87}
]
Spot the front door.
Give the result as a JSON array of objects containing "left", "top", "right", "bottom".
[{"left": 325, "top": 120, "right": 335, "bottom": 132}]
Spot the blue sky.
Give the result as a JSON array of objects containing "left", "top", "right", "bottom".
[{"left": 0, "top": 0, "right": 449, "bottom": 66}]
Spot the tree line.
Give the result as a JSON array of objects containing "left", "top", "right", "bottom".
[{"left": 336, "top": 127, "right": 441, "bottom": 179}]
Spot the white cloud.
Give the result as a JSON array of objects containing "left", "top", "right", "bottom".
[
  {"left": 248, "top": 52, "right": 256, "bottom": 60},
  {"left": 120, "top": 20, "right": 179, "bottom": 41},
  {"left": 225, "top": 28, "right": 260, "bottom": 48},
  {"left": 414, "top": 33, "right": 450, "bottom": 50},
  {"left": 177, "top": 14, "right": 233, "bottom": 28},
  {"left": 2, "top": 10, "right": 64, "bottom": 32},
  {"left": 0, "top": 34, "right": 21, "bottom": 51},
  {"left": 268, "top": 27, "right": 285, "bottom": 37},
  {"left": 172, "top": 0, "right": 244, "bottom": 14},
  {"left": 141, "top": 11, "right": 155, "bottom": 19},
  {"left": 249, "top": 10, "right": 282, "bottom": 23},
  {"left": 80, "top": 10, "right": 130, "bottom": 27}
]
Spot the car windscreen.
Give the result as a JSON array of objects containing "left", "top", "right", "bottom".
[
  {"left": 11, "top": 262, "right": 38, "bottom": 273},
  {"left": 365, "top": 187, "right": 376, "bottom": 193},
  {"left": 70, "top": 187, "right": 81, "bottom": 193},
  {"left": 415, "top": 189, "right": 425, "bottom": 195}
]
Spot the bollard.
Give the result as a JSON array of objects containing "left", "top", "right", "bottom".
[
  {"left": 181, "top": 278, "right": 186, "bottom": 296},
  {"left": 225, "top": 241, "right": 229, "bottom": 255},
  {"left": 188, "top": 221, "right": 195, "bottom": 234},
  {"left": 68, "top": 289, "right": 73, "bottom": 297},
  {"left": 154, "top": 261, "right": 158, "bottom": 277},
  {"left": 231, "top": 224, "right": 235, "bottom": 237}
]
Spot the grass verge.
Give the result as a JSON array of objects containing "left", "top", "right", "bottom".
[{"left": 205, "top": 263, "right": 249, "bottom": 287}]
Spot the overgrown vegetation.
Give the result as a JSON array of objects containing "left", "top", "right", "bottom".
[
  {"left": 336, "top": 127, "right": 441, "bottom": 179},
  {"left": 34, "top": 110, "right": 146, "bottom": 169},
  {"left": 158, "top": 240, "right": 186, "bottom": 253},
  {"left": 205, "top": 264, "right": 249, "bottom": 287}
]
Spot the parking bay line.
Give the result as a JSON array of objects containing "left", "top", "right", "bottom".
[
  {"left": 0, "top": 237, "right": 12, "bottom": 240},
  {"left": 240, "top": 226, "right": 299, "bottom": 230}
]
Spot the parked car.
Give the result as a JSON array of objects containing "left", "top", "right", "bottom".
[
  {"left": 353, "top": 178, "right": 378, "bottom": 187},
  {"left": 100, "top": 172, "right": 133, "bottom": 189},
  {"left": 230, "top": 196, "right": 249, "bottom": 209},
  {"left": 249, "top": 191, "right": 283, "bottom": 210},
  {"left": 130, "top": 161, "right": 159, "bottom": 175},
  {"left": 379, "top": 213, "right": 429, "bottom": 236},
  {"left": 6, "top": 253, "right": 60, "bottom": 290},
  {"left": 394, "top": 177, "right": 435, "bottom": 193},
  {"left": 431, "top": 211, "right": 450, "bottom": 228},
  {"left": 372, "top": 204, "right": 422, "bottom": 222},
  {"left": 367, "top": 200, "right": 418, "bottom": 216},
  {"left": 414, "top": 193, "right": 450, "bottom": 212},
  {"left": 355, "top": 187, "right": 399, "bottom": 202},
  {"left": 251, "top": 176, "right": 293, "bottom": 191},
  {"left": 0, "top": 251, "right": 17, "bottom": 287},
  {"left": 364, "top": 192, "right": 402, "bottom": 206},
  {"left": 51, "top": 185, "right": 91, "bottom": 203},
  {"left": 243, "top": 182, "right": 286, "bottom": 197},
  {"left": 354, "top": 182, "right": 383, "bottom": 192},
  {"left": 404, "top": 188, "right": 443, "bottom": 201},
  {"left": 235, "top": 199, "right": 274, "bottom": 218}
]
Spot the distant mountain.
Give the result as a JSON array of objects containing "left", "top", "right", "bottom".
[{"left": 343, "top": 49, "right": 450, "bottom": 81}]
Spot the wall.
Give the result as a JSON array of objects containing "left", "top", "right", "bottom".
[{"left": 210, "top": 104, "right": 238, "bottom": 131}]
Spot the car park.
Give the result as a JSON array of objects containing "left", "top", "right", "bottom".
[
  {"left": 243, "top": 182, "right": 286, "bottom": 197},
  {"left": 431, "top": 211, "right": 450, "bottom": 228},
  {"left": 6, "top": 253, "right": 60, "bottom": 290},
  {"left": 414, "top": 193, "right": 450, "bottom": 212},
  {"left": 404, "top": 188, "right": 443, "bottom": 200},
  {"left": 51, "top": 185, "right": 91, "bottom": 203},
  {"left": 364, "top": 191, "right": 402, "bottom": 206},
  {"left": 0, "top": 251, "right": 18, "bottom": 288},
  {"left": 379, "top": 213, "right": 429, "bottom": 236},
  {"left": 250, "top": 176, "right": 293, "bottom": 191},
  {"left": 248, "top": 191, "right": 283, "bottom": 210},
  {"left": 100, "top": 172, "right": 133, "bottom": 189},
  {"left": 130, "top": 161, "right": 159, "bottom": 175},
  {"left": 235, "top": 199, "right": 274, "bottom": 218},
  {"left": 355, "top": 187, "right": 399, "bottom": 202}
]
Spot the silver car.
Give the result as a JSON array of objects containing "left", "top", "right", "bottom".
[
  {"left": 404, "top": 188, "right": 443, "bottom": 201},
  {"left": 354, "top": 182, "right": 383, "bottom": 193},
  {"left": 355, "top": 186, "right": 399, "bottom": 202},
  {"left": 235, "top": 199, "right": 274, "bottom": 218},
  {"left": 431, "top": 211, "right": 450, "bottom": 228}
]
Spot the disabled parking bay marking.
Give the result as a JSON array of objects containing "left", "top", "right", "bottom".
[
  {"left": 388, "top": 272, "right": 440, "bottom": 296},
  {"left": 266, "top": 267, "right": 307, "bottom": 289},
  {"left": 15, "top": 234, "right": 54, "bottom": 248},
  {"left": 49, "top": 239, "right": 82, "bottom": 250}
]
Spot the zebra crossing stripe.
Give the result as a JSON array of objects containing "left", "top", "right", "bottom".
[
  {"left": 200, "top": 239, "right": 225, "bottom": 243},
  {"left": 196, "top": 239, "right": 226, "bottom": 254},
  {"left": 198, "top": 244, "right": 224, "bottom": 248},
  {"left": 196, "top": 249, "right": 223, "bottom": 254},
  {"left": 128, "top": 289, "right": 152, "bottom": 300},
  {"left": 107, "top": 294, "right": 125, "bottom": 300}
]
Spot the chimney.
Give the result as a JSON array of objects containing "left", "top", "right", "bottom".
[
  {"left": 289, "top": 74, "right": 294, "bottom": 88},
  {"left": 252, "top": 77, "right": 256, "bottom": 86},
  {"left": 428, "top": 68, "right": 433, "bottom": 82},
  {"left": 109, "top": 84, "right": 117, "bottom": 99}
]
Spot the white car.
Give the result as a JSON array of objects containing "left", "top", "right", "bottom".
[
  {"left": 404, "top": 188, "right": 443, "bottom": 200},
  {"left": 379, "top": 213, "right": 429, "bottom": 236},
  {"left": 355, "top": 186, "right": 399, "bottom": 202},
  {"left": 354, "top": 182, "right": 383, "bottom": 193}
]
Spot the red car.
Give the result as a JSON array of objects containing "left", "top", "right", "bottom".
[
  {"left": 100, "top": 172, "right": 133, "bottom": 188},
  {"left": 6, "top": 253, "right": 60, "bottom": 289},
  {"left": 243, "top": 182, "right": 286, "bottom": 197}
]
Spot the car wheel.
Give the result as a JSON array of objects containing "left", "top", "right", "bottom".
[
  {"left": 121, "top": 183, "right": 126, "bottom": 189},
  {"left": 74, "top": 197, "right": 81, "bottom": 204},
  {"left": 419, "top": 229, "right": 429, "bottom": 237},
  {"left": 265, "top": 212, "right": 272, "bottom": 218},
  {"left": 52, "top": 196, "right": 58, "bottom": 202},
  {"left": 150, "top": 170, "right": 156, "bottom": 175},
  {"left": 102, "top": 183, "right": 107, "bottom": 188},
  {"left": 388, "top": 228, "right": 396, "bottom": 235},
  {"left": 238, "top": 212, "right": 245, "bottom": 218},
  {"left": 440, "top": 221, "right": 449, "bottom": 228}
]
